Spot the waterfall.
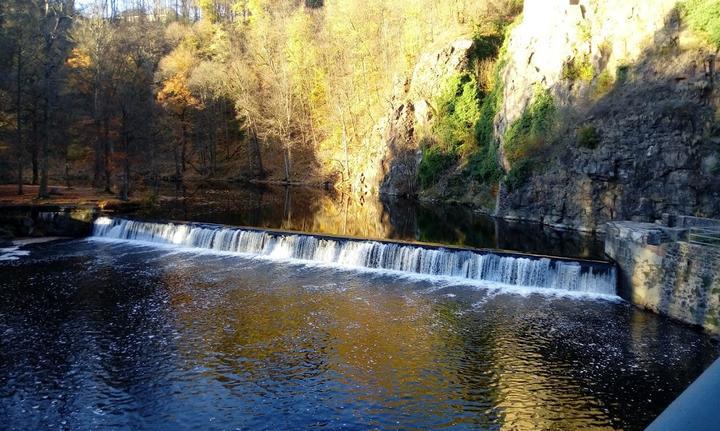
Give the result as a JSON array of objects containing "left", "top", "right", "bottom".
[{"left": 92, "top": 217, "right": 617, "bottom": 296}]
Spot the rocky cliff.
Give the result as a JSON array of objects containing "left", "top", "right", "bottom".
[
  {"left": 371, "top": 0, "right": 720, "bottom": 232},
  {"left": 495, "top": 0, "right": 720, "bottom": 232},
  {"left": 354, "top": 39, "right": 476, "bottom": 197}
]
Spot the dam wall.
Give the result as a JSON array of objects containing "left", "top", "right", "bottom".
[
  {"left": 92, "top": 217, "right": 618, "bottom": 297},
  {"left": 606, "top": 217, "right": 720, "bottom": 334}
]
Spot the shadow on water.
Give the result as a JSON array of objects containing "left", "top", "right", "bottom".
[{"left": 138, "top": 183, "right": 606, "bottom": 260}]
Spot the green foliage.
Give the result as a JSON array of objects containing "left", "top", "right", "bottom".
[
  {"left": 681, "top": 0, "right": 720, "bottom": 48},
  {"left": 504, "top": 158, "right": 533, "bottom": 191},
  {"left": 616, "top": 64, "right": 630, "bottom": 84},
  {"left": 578, "top": 21, "right": 592, "bottom": 44},
  {"left": 412, "top": 15, "right": 523, "bottom": 191},
  {"left": 433, "top": 73, "right": 482, "bottom": 154},
  {"left": 593, "top": 69, "right": 615, "bottom": 98},
  {"left": 467, "top": 29, "right": 515, "bottom": 184},
  {"left": 66, "top": 141, "right": 90, "bottom": 162},
  {"left": 418, "top": 146, "right": 457, "bottom": 189},
  {"left": 562, "top": 55, "right": 594, "bottom": 82},
  {"left": 504, "top": 87, "right": 556, "bottom": 165},
  {"left": 471, "top": 33, "right": 504, "bottom": 62},
  {"left": 578, "top": 126, "right": 600, "bottom": 149},
  {"left": 469, "top": 82, "right": 503, "bottom": 182}
]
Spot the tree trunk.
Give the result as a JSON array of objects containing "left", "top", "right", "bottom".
[
  {"left": 92, "top": 88, "right": 102, "bottom": 188},
  {"left": 38, "top": 3, "right": 55, "bottom": 200},
  {"left": 15, "top": 46, "right": 23, "bottom": 196},
  {"left": 150, "top": 130, "right": 159, "bottom": 202},
  {"left": 103, "top": 117, "right": 112, "bottom": 193},
  {"left": 64, "top": 160, "right": 70, "bottom": 188},
  {"left": 38, "top": 90, "right": 50, "bottom": 199},
  {"left": 251, "top": 126, "right": 264, "bottom": 178},
  {"left": 119, "top": 111, "right": 129, "bottom": 201},
  {"left": 16, "top": 156, "right": 23, "bottom": 196},
  {"left": 122, "top": 152, "right": 129, "bottom": 201},
  {"left": 174, "top": 140, "right": 183, "bottom": 194},
  {"left": 31, "top": 114, "right": 39, "bottom": 185},
  {"left": 283, "top": 146, "right": 291, "bottom": 183},
  {"left": 180, "top": 112, "right": 188, "bottom": 173}
]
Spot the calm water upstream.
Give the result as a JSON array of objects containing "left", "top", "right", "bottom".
[
  {"left": 136, "top": 184, "right": 606, "bottom": 259},
  {"left": 0, "top": 235, "right": 717, "bottom": 430}
]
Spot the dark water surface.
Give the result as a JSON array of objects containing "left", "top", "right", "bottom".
[
  {"left": 1, "top": 239, "right": 717, "bottom": 430},
  {"left": 136, "top": 184, "right": 605, "bottom": 259}
]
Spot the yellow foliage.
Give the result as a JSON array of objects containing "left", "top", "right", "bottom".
[
  {"left": 67, "top": 48, "right": 92, "bottom": 69},
  {"left": 159, "top": 45, "right": 198, "bottom": 79}
]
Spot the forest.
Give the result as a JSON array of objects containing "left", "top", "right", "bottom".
[{"left": 0, "top": 0, "right": 520, "bottom": 200}]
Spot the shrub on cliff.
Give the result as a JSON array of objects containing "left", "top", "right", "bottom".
[
  {"left": 504, "top": 158, "right": 533, "bottom": 191},
  {"left": 504, "top": 87, "right": 556, "bottom": 165},
  {"left": 467, "top": 66, "right": 504, "bottom": 183},
  {"left": 562, "top": 55, "right": 594, "bottom": 83},
  {"left": 418, "top": 146, "right": 457, "bottom": 189},
  {"left": 682, "top": 0, "right": 720, "bottom": 48},
  {"left": 418, "top": 14, "right": 520, "bottom": 191},
  {"left": 433, "top": 73, "right": 483, "bottom": 156},
  {"left": 469, "top": 30, "right": 513, "bottom": 183},
  {"left": 578, "top": 126, "right": 601, "bottom": 149}
]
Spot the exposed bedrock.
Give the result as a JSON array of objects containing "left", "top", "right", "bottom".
[
  {"left": 357, "top": 39, "right": 476, "bottom": 197},
  {"left": 372, "top": 0, "right": 720, "bottom": 232}
]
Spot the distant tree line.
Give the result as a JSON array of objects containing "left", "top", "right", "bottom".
[{"left": 0, "top": 0, "right": 521, "bottom": 199}]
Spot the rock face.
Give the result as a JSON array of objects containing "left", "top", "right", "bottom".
[
  {"left": 498, "top": 77, "right": 720, "bottom": 231},
  {"left": 495, "top": 0, "right": 720, "bottom": 231},
  {"left": 498, "top": 0, "right": 679, "bottom": 140},
  {"left": 0, "top": 207, "right": 97, "bottom": 238},
  {"left": 367, "top": 0, "right": 720, "bottom": 232},
  {"left": 356, "top": 39, "right": 475, "bottom": 197}
]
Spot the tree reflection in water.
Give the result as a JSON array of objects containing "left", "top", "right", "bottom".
[{"left": 139, "top": 184, "right": 605, "bottom": 259}]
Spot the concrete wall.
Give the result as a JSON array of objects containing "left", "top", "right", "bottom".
[{"left": 606, "top": 221, "right": 720, "bottom": 334}]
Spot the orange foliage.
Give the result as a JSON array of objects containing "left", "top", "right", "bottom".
[{"left": 156, "top": 74, "right": 203, "bottom": 115}]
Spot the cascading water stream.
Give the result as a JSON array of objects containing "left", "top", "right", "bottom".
[{"left": 91, "top": 217, "right": 617, "bottom": 296}]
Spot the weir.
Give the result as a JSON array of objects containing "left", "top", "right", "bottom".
[{"left": 92, "top": 217, "right": 617, "bottom": 296}]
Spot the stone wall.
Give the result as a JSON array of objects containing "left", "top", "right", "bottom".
[
  {"left": 606, "top": 221, "right": 720, "bottom": 334},
  {"left": 0, "top": 206, "right": 97, "bottom": 242}
]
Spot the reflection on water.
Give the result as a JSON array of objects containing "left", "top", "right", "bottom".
[
  {"left": 0, "top": 240, "right": 716, "bottom": 430},
  {"left": 137, "top": 184, "right": 605, "bottom": 259}
]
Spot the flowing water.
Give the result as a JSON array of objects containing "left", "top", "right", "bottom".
[
  {"left": 0, "top": 222, "right": 717, "bottom": 430},
  {"left": 93, "top": 217, "right": 616, "bottom": 298}
]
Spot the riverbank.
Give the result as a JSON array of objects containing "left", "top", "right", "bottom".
[
  {"left": 0, "top": 184, "right": 142, "bottom": 208},
  {"left": 0, "top": 184, "right": 146, "bottom": 243}
]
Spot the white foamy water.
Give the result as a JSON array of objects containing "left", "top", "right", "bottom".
[
  {"left": 91, "top": 217, "right": 618, "bottom": 297},
  {"left": 0, "top": 246, "right": 30, "bottom": 261}
]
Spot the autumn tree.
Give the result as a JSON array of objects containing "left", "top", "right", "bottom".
[
  {"left": 68, "top": 11, "right": 116, "bottom": 191},
  {"left": 36, "top": 0, "right": 74, "bottom": 198},
  {"left": 0, "top": 0, "right": 523, "bottom": 195}
]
